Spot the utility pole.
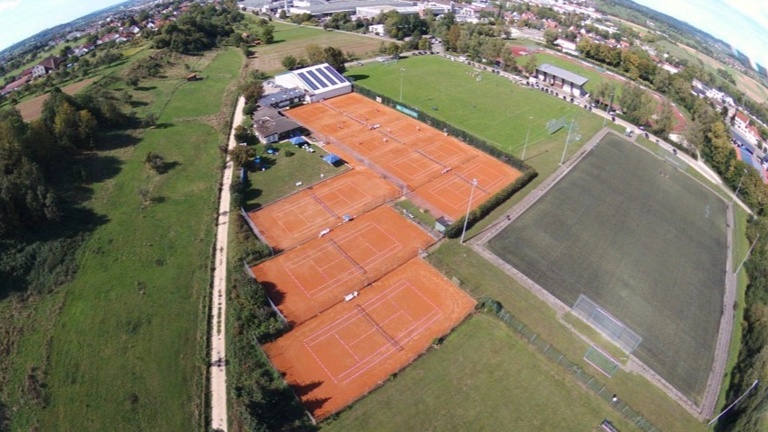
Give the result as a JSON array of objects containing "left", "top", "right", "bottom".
[
  {"left": 521, "top": 116, "right": 533, "bottom": 161},
  {"left": 460, "top": 178, "right": 478, "bottom": 244},
  {"left": 560, "top": 119, "right": 574, "bottom": 165}
]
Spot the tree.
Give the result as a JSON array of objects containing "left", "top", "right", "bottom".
[
  {"left": 653, "top": 100, "right": 675, "bottom": 137},
  {"left": 260, "top": 24, "right": 275, "bottom": 44},
  {"left": 278, "top": 10, "right": 287, "bottom": 19},
  {"left": 305, "top": 44, "right": 325, "bottom": 65},
  {"left": 523, "top": 55, "right": 538, "bottom": 76},
  {"left": 500, "top": 49, "right": 516, "bottom": 73},
  {"left": 386, "top": 42, "right": 402, "bottom": 57},
  {"left": 242, "top": 81, "right": 264, "bottom": 103},
  {"left": 228, "top": 145, "right": 258, "bottom": 167},
  {"left": 323, "top": 46, "right": 347, "bottom": 73},
  {"left": 418, "top": 37, "right": 432, "bottom": 51},
  {"left": 544, "top": 29, "right": 558, "bottom": 46},
  {"left": 141, "top": 113, "right": 158, "bottom": 129},
  {"left": 618, "top": 82, "right": 655, "bottom": 125},
  {"left": 143, "top": 152, "right": 166, "bottom": 173},
  {"left": 281, "top": 55, "right": 298, "bottom": 70}
]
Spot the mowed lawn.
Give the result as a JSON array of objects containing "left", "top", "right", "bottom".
[
  {"left": 5, "top": 49, "right": 244, "bottom": 431},
  {"left": 322, "top": 314, "right": 638, "bottom": 432},
  {"left": 347, "top": 55, "right": 603, "bottom": 176},
  {"left": 488, "top": 134, "right": 728, "bottom": 404},
  {"left": 242, "top": 20, "right": 382, "bottom": 73}
]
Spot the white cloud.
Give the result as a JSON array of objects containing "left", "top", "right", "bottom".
[{"left": 0, "top": 0, "right": 21, "bottom": 12}]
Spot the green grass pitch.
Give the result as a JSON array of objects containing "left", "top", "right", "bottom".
[
  {"left": 487, "top": 133, "right": 728, "bottom": 404},
  {"left": 346, "top": 55, "right": 604, "bottom": 175}
]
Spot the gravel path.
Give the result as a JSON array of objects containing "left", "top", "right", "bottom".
[{"left": 209, "top": 95, "right": 245, "bottom": 432}]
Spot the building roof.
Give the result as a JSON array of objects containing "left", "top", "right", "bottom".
[
  {"left": 292, "top": 0, "right": 407, "bottom": 15},
  {"left": 276, "top": 63, "right": 351, "bottom": 95},
  {"left": 735, "top": 111, "right": 750, "bottom": 124},
  {"left": 252, "top": 107, "right": 302, "bottom": 138},
  {"left": 37, "top": 56, "right": 65, "bottom": 70},
  {"left": 537, "top": 63, "right": 589, "bottom": 86},
  {"left": 258, "top": 88, "right": 305, "bottom": 107}
]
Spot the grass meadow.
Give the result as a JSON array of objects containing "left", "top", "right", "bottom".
[
  {"left": 322, "top": 314, "right": 638, "bottom": 432},
  {"left": 240, "top": 19, "right": 382, "bottom": 74},
  {"left": 488, "top": 134, "right": 728, "bottom": 404},
  {"left": 2, "top": 47, "right": 243, "bottom": 431}
]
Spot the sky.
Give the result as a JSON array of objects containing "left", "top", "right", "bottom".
[
  {"left": 0, "top": 0, "right": 126, "bottom": 52},
  {"left": 633, "top": 0, "right": 768, "bottom": 70}
]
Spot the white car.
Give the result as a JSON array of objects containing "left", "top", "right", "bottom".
[{"left": 377, "top": 56, "right": 386, "bottom": 62}]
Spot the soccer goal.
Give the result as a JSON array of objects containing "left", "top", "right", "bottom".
[
  {"left": 572, "top": 294, "right": 642, "bottom": 354},
  {"left": 584, "top": 345, "right": 620, "bottom": 377}
]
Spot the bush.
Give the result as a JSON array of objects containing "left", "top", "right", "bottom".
[{"left": 284, "top": 150, "right": 294, "bottom": 157}]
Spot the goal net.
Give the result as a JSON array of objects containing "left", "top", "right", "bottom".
[{"left": 572, "top": 294, "right": 642, "bottom": 354}]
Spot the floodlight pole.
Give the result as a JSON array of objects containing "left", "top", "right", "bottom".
[
  {"left": 735, "top": 233, "right": 760, "bottom": 274},
  {"left": 460, "top": 178, "right": 478, "bottom": 244},
  {"left": 399, "top": 67, "right": 405, "bottom": 102},
  {"left": 560, "top": 119, "right": 574, "bottom": 165},
  {"left": 603, "top": 90, "right": 615, "bottom": 126},
  {"left": 708, "top": 379, "right": 759, "bottom": 426},
  {"left": 521, "top": 116, "right": 533, "bottom": 161}
]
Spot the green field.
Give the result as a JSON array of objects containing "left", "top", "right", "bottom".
[
  {"left": 488, "top": 133, "right": 728, "bottom": 404},
  {"left": 322, "top": 314, "right": 637, "bottom": 432},
  {"left": 243, "top": 141, "right": 348, "bottom": 210},
  {"left": 348, "top": 55, "right": 603, "bottom": 176},
  {"left": 2, "top": 48, "right": 243, "bottom": 431},
  {"left": 241, "top": 20, "right": 382, "bottom": 74}
]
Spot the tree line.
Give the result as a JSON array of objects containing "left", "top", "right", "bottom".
[
  {"left": 151, "top": 2, "right": 242, "bottom": 54},
  {"left": 0, "top": 87, "right": 124, "bottom": 238}
]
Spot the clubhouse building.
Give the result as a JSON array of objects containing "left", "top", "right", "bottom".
[{"left": 536, "top": 63, "right": 589, "bottom": 97}]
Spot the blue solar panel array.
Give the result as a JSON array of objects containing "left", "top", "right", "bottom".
[
  {"left": 295, "top": 65, "right": 349, "bottom": 92},
  {"left": 296, "top": 72, "right": 319, "bottom": 91},
  {"left": 323, "top": 65, "right": 347, "bottom": 84},
  {"left": 306, "top": 69, "right": 325, "bottom": 87},
  {"left": 315, "top": 67, "right": 337, "bottom": 85}
]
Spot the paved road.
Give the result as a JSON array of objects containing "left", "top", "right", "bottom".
[{"left": 210, "top": 95, "right": 245, "bottom": 432}]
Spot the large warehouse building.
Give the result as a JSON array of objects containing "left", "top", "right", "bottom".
[{"left": 274, "top": 63, "right": 352, "bottom": 103}]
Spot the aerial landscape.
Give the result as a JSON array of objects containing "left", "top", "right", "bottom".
[{"left": 1, "top": 0, "right": 768, "bottom": 431}]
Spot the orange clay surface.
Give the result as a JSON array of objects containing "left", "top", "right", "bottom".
[
  {"left": 263, "top": 257, "right": 476, "bottom": 420},
  {"left": 247, "top": 168, "right": 400, "bottom": 251},
  {"left": 285, "top": 92, "right": 522, "bottom": 221},
  {"left": 250, "top": 205, "right": 434, "bottom": 325}
]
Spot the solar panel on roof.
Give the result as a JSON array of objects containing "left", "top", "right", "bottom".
[
  {"left": 315, "top": 67, "right": 337, "bottom": 85},
  {"left": 297, "top": 72, "right": 319, "bottom": 91},
  {"left": 306, "top": 69, "right": 328, "bottom": 88},
  {"left": 323, "top": 66, "right": 348, "bottom": 84}
]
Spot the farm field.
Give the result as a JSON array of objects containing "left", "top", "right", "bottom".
[
  {"left": 321, "top": 313, "right": 638, "bottom": 432},
  {"left": 347, "top": 55, "right": 603, "bottom": 177},
  {"left": 241, "top": 20, "right": 382, "bottom": 74},
  {"left": 15, "top": 77, "right": 98, "bottom": 121},
  {"left": 487, "top": 133, "right": 729, "bottom": 404},
  {"left": 1, "top": 48, "right": 244, "bottom": 431}
]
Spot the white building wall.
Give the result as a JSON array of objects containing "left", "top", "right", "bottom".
[{"left": 308, "top": 85, "right": 352, "bottom": 103}]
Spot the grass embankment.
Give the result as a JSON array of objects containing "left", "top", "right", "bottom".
[
  {"left": 322, "top": 314, "right": 637, "bottom": 432},
  {"left": 2, "top": 47, "right": 243, "bottom": 431}
]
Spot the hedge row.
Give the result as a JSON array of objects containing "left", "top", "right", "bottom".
[{"left": 443, "top": 169, "right": 537, "bottom": 238}]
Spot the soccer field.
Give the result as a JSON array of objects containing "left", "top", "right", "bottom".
[
  {"left": 347, "top": 55, "right": 603, "bottom": 173},
  {"left": 487, "top": 133, "right": 729, "bottom": 404}
]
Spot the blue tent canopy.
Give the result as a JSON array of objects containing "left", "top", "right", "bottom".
[
  {"left": 290, "top": 136, "right": 307, "bottom": 145},
  {"left": 323, "top": 154, "right": 341, "bottom": 165}
]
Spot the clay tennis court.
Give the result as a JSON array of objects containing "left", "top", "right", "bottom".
[
  {"left": 285, "top": 93, "right": 521, "bottom": 222},
  {"left": 263, "top": 257, "right": 476, "bottom": 420},
  {"left": 247, "top": 169, "right": 400, "bottom": 251},
  {"left": 251, "top": 205, "right": 434, "bottom": 325},
  {"left": 413, "top": 154, "right": 519, "bottom": 220}
]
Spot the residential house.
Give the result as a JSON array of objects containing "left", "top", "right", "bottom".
[
  {"left": 32, "top": 56, "right": 65, "bottom": 78},
  {"left": 252, "top": 107, "right": 304, "bottom": 144}
]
